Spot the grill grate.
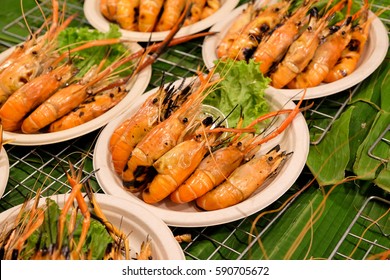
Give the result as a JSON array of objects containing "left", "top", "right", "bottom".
[{"left": 329, "top": 196, "right": 390, "bottom": 260}]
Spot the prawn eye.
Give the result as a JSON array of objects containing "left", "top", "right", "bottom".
[
  {"left": 202, "top": 116, "right": 213, "bottom": 126},
  {"left": 260, "top": 24, "right": 269, "bottom": 33},
  {"left": 152, "top": 97, "right": 158, "bottom": 103},
  {"left": 268, "top": 156, "right": 274, "bottom": 162},
  {"left": 182, "top": 117, "right": 188, "bottom": 124}
]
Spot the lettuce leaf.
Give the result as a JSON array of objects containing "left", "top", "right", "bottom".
[
  {"left": 57, "top": 24, "right": 131, "bottom": 77},
  {"left": 204, "top": 59, "right": 270, "bottom": 128}
]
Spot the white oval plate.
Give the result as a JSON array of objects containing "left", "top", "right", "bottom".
[
  {"left": 0, "top": 43, "right": 152, "bottom": 146},
  {"left": 93, "top": 78, "right": 309, "bottom": 227},
  {"left": 202, "top": 4, "right": 389, "bottom": 100},
  {"left": 0, "top": 193, "right": 185, "bottom": 260},
  {"left": 0, "top": 147, "right": 9, "bottom": 199},
  {"left": 84, "top": 0, "right": 239, "bottom": 42}
]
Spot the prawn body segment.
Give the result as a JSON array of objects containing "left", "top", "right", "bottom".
[
  {"left": 324, "top": 0, "right": 371, "bottom": 83},
  {"left": 48, "top": 85, "right": 127, "bottom": 132},
  {"left": 142, "top": 137, "right": 212, "bottom": 204},
  {"left": 216, "top": 2, "right": 256, "bottom": 59},
  {"left": 109, "top": 93, "right": 161, "bottom": 175},
  {"left": 287, "top": 18, "right": 353, "bottom": 89},
  {"left": 227, "top": 1, "right": 290, "bottom": 61},
  {"left": 196, "top": 146, "right": 289, "bottom": 210},
  {"left": 122, "top": 110, "right": 196, "bottom": 189},
  {"left": 138, "top": 0, "right": 165, "bottom": 32},
  {"left": 253, "top": 0, "right": 315, "bottom": 74},
  {"left": 0, "top": 63, "right": 75, "bottom": 132},
  {"left": 0, "top": 0, "right": 74, "bottom": 107},
  {"left": 201, "top": 0, "right": 221, "bottom": 19},
  {"left": 155, "top": 0, "right": 187, "bottom": 31},
  {"left": 270, "top": 7, "right": 321, "bottom": 88},
  {"left": 116, "top": 0, "right": 140, "bottom": 31},
  {"left": 170, "top": 144, "right": 245, "bottom": 204}
]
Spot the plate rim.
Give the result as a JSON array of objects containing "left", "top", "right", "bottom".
[
  {"left": 84, "top": 0, "right": 240, "bottom": 42},
  {"left": 93, "top": 77, "right": 310, "bottom": 227},
  {"left": 0, "top": 43, "right": 152, "bottom": 146},
  {"left": 202, "top": 4, "right": 389, "bottom": 100},
  {"left": 0, "top": 192, "right": 185, "bottom": 260},
  {"left": 0, "top": 147, "right": 9, "bottom": 199}
]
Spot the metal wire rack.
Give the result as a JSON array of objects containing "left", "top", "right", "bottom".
[
  {"left": 0, "top": 0, "right": 389, "bottom": 260},
  {"left": 368, "top": 124, "right": 390, "bottom": 163},
  {"left": 329, "top": 196, "right": 390, "bottom": 260}
]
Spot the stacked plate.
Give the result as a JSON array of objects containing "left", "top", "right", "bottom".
[{"left": 84, "top": 0, "right": 239, "bottom": 42}]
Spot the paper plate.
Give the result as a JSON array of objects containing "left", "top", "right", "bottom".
[
  {"left": 0, "top": 43, "right": 152, "bottom": 146},
  {"left": 84, "top": 0, "right": 239, "bottom": 42},
  {"left": 202, "top": 4, "right": 389, "bottom": 100},
  {"left": 0, "top": 193, "right": 185, "bottom": 260},
  {"left": 0, "top": 147, "right": 9, "bottom": 199},
  {"left": 93, "top": 78, "right": 309, "bottom": 227}
]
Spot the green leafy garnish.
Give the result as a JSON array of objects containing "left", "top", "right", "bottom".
[
  {"left": 57, "top": 24, "right": 132, "bottom": 77},
  {"left": 204, "top": 59, "right": 270, "bottom": 128}
]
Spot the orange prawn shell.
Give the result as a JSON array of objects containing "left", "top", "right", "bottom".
[
  {"left": 287, "top": 26, "right": 352, "bottom": 89},
  {"left": 48, "top": 85, "right": 126, "bottom": 132},
  {"left": 196, "top": 149, "right": 287, "bottom": 211},
  {"left": 253, "top": 2, "right": 311, "bottom": 74},
  {"left": 138, "top": 0, "right": 165, "bottom": 32},
  {"left": 216, "top": 2, "right": 256, "bottom": 59},
  {"left": 170, "top": 145, "right": 244, "bottom": 204},
  {"left": 0, "top": 64, "right": 74, "bottom": 132},
  {"left": 142, "top": 138, "right": 209, "bottom": 204},
  {"left": 109, "top": 93, "right": 160, "bottom": 175},
  {"left": 21, "top": 83, "right": 86, "bottom": 134},
  {"left": 227, "top": 1, "right": 289, "bottom": 61},
  {"left": 155, "top": 0, "right": 186, "bottom": 32}
]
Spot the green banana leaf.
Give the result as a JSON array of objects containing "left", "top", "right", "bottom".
[
  {"left": 306, "top": 107, "right": 352, "bottom": 186},
  {"left": 353, "top": 111, "right": 390, "bottom": 180},
  {"left": 182, "top": 181, "right": 389, "bottom": 260}
]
